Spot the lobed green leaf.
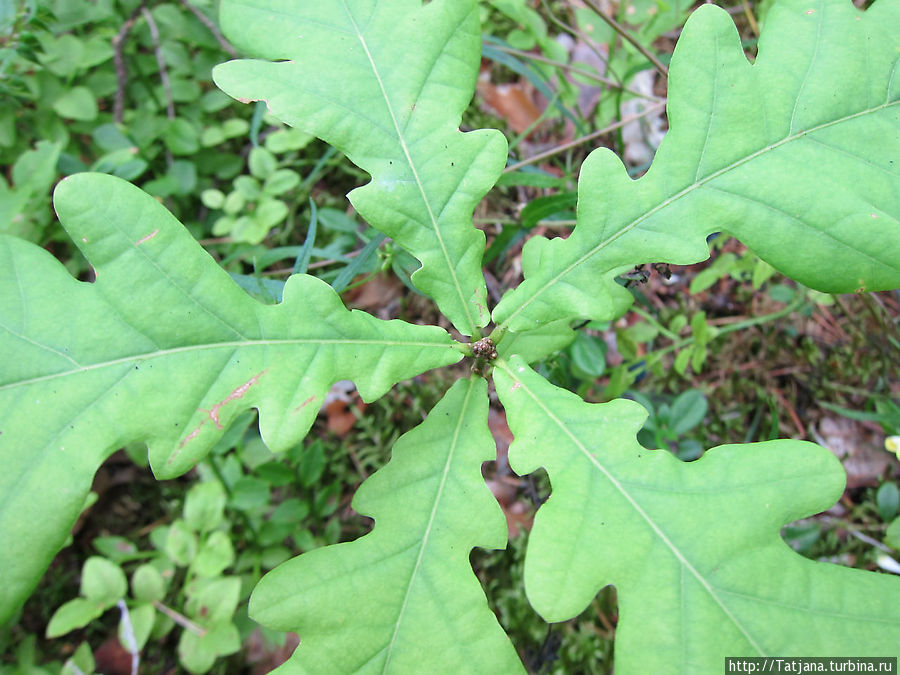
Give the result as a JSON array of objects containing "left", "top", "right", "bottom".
[
  {"left": 493, "top": 0, "right": 900, "bottom": 333},
  {"left": 0, "top": 172, "right": 460, "bottom": 623},
  {"left": 213, "top": 0, "right": 508, "bottom": 337},
  {"left": 250, "top": 377, "right": 524, "bottom": 673},
  {"left": 495, "top": 356, "right": 900, "bottom": 673}
]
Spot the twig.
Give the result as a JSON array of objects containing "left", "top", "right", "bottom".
[
  {"left": 819, "top": 516, "right": 895, "bottom": 553},
  {"left": 538, "top": 0, "right": 619, "bottom": 84},
  {"left": 176, "top": 0, "right": 237, "bottom": 57},
  {"left": 112, "top": 7, "right": 143, "bottom": 124},
  {"left": 741, "top": 0, "right": 761, "bottom": 38},
  {"left": 503, "top": 101, "right": 666, "bottom": 173},
  {"left": 581, "top": 0, "right": 669, "bottom": 79},
  {"left": 153, "top": 600, "right": 207, "bottom": 636},
  {"left": 490, "top": 44, "right": 664, "bottom": 102},
  {"left": 592, "top": 599, "right": 616, "bottom": 636},
  {"left": 117, "top": 600, "right": 141, "bottom": 675},
  {"left": 256, "top": 247, "right": 364, "bottom": 276},
  {"left": 141, "top": 7, "right": 175, "bottom": 121}
]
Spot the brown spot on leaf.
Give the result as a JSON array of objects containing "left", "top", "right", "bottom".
[
  {"left": 136, "top": 229, "right": 159, "bottom": 245},
  {"left": 179, "top": 423, "right": 205, "bottom": 449},
  {"left": 202, "top": 370, "right": 267, "bottom": 429},
  {"left": 293, "top": 395, "right": 316, "bottom": 413}
]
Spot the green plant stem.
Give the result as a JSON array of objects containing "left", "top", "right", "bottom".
[
  {"left": 488, "top": 325, "right": 506, "bottom": 347},
  {"left": 630, "top": 295, "right": 810, "bottom": 376},
  {"left": 629, "top": 306, "right": 680, "bottom": 341},
  {"left": 452, "top": 341, "right": 475, "bottom": 357},
  {"left": 815, "top": 380, "right": 895, "bottom": 398},
  {"left": 503, "top": 101, "right": 666, "bottom": 173}
]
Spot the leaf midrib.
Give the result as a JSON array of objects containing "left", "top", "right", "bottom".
[
  {"left": 339, "top": 0, "right": 480, "bottom": 337},
  {"left": 0, "top": 337, "right": 453, "bottom": 392},
  {"left": 382, "top": 377, "right": 476, "bottom": 673},
  {"left": 498, "top": 100, "right": 898, "bottom": 331},
  {"left": 496, "top": 360, "right": 767, "bottom": 656}
]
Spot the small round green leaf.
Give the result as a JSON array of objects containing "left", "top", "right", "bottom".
[
  {"left": 231, "top": 215, "right": 269, "bottom": 243},
  {"left": 264, "top": 128, "right": 313, "bottom": 153},
  {"left": 131, "top": 563, "right": 166, "bottom": 603},
  {"left": 201, "top": 189, "right": 226, "bottom": 210},
  {"left": 297, "top": 441, "right": 326, "bottom": 488},
  {"left": 570, "top": 333, "right": 606, "bottom": 377},
  {"left": 222, "top": 190, "right": 245, "bottom": 216},
  {"left": 233, "top": 175, "right": 262, "bottom": 200},
  {"left": 201, "top": 90, "right": 234, "bottom": 113},
  {"left": 229, "top": 477, "right": 270, "bottom": 512},
  {"left": 192, "top": 531, "right": 235, "bottom": 578},
  {"left": 178, "top": 621, "right": 241, "bottom": 673},
  {"left": 248, "top": 146, "right": 277, "bottom": 179},
  {"left": 222, "top": 118, "right": 250, "bottom": 139},
  {"left": 253, "top": 198, "right": 289, "bottom": 228},
  {"left": 163, "top": 118, "right": 199, "bottom": 155},
  {"left": 886, "top": 517, "right": 900, "bottom": 550},
  {"left": 52, "top": 86, "right": 98, "bottom": 121},
  {"left": 263, "top": 169, "right": 300, "bottom": 195},
  {"left": 201, "top": 126, "right": 226, "bottom": 147},
  {"left": 120, "top": 602, "right": 156, "bottom": 651},
  {"left": 184, "top": 481, "right": 227, "bottom": 533},
  {"left": 623, "top": 321, "right": 659, "bottom": 344},
  {"left": 166, "top": 520, "right": 198, "bottom": 567},
  {"left": 669, "top": 389, "right": 708, "bottom": 435},
  {"left": 80, "top": 556, "right": 127, "bottom": 607},
  {"left": 92, "top": 535, "right": 139, "bottom": 564},
  {"left": 186, "top": 577, "right": 241, "bottom": 624},
  {"left": 46, "top": 598, "right": 104, "bottom": 638}
]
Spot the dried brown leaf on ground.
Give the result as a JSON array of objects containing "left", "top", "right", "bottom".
[
  {"left": 477, "top": 70, "right": 544, "bottom": 136},
  {"left": 815, "top": 416, "right": 898, "bottom": 488}
]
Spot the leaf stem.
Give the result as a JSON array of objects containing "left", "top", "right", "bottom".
[
  {"left": 630, "top": 305, "right": 680, "bottom": 341},
  {"left": 452, "top": 341, "right": 475, "bottom": 357},
  {"left": 487, "top": 326, "right": 506, "bottom": 347},
  {"left": 141, "top": 7, "right": 175, "bottom": 122}
]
